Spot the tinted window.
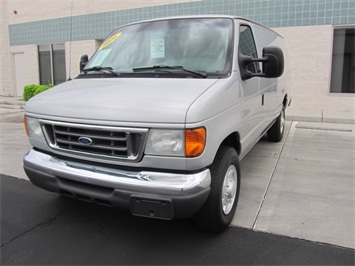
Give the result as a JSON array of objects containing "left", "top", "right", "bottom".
[
  {"left": 38, "top": 45, "right": 52, "bottom": 85},
  {"left": 38, "top": 44, "right": 66, "bottom": 85},
  {"left": 52, "top": 44, "right": 66, "bottom": 85},
  {"left": 239, "top": 25, "right": 259, "bottom": 73},
  {"left": 330, "top": 28, "right": 355, "bottom": 93}
]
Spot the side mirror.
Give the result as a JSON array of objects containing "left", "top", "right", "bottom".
[
  {"left": 239, "top": 46, "right": 284, "bottom": 80},
  {"left": 80, "top": 54, "right": 89, "bottom": 72},
  {"left": 262, "top": 46, "right": 284, "bottom": 78}
]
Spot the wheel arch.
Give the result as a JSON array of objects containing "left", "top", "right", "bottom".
[{"left": 220, "top": 132, "right": 241, "bottom": 156}]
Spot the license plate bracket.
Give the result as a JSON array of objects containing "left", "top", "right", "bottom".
[{"left": 130, "top": 195, "right": 173, "bottom": 220}]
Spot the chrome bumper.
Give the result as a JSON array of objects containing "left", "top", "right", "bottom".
[
  {"left": 24, "top": 149, "right": 211, "bottom": 195},
  {"left": 23, "top": 149, "right": 211, "bottom": 218}
]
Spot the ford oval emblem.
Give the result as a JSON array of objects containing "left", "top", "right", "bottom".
[{"left": 78, "top": 137, "right": 93, "bottom": 145}]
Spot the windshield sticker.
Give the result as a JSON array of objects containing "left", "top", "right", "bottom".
[
  {"left": 89, "top": 49, "right": 112, "bottom": 67},
  {"left": 99, "top": 32, "right": 122, "bottom": 50},
  {"left": 151, "top": 32, "right": 165, "bottom": 59}
]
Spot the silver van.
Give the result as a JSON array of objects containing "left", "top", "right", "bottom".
[{"left": 24, "top": 15, "right": 290, "bottom": 232}]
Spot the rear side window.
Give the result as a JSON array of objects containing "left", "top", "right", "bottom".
[{"left": 239, "top": 25, "right": 260, "bottom": 73}]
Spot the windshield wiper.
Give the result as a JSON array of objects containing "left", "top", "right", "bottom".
[
  {"left": 82, "top": 66, "right": 121, "bottom": 77},
  {"left": 132, "top": 65, "right": 207, "bottom": 78}
]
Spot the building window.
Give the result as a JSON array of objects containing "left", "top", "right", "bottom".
[
  {"left": 38, "top": 43, "right": 66, "bottom": 85},
  {"left": 330, "top": 28, "right": 355, "bottom": 93},
  {"left": 38, "top": 45, "right": 51, "bottom": 85}
]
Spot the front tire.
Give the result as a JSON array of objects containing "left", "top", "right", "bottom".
[{"left": 194, "top": 146, "right": 241, "bottom": 232}]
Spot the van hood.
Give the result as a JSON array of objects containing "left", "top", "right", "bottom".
[{"left": 25, "top": 78, "right": 219, "bottom": 124}]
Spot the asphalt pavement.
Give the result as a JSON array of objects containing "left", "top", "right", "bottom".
[
  {"left": 1, "top": 106, "right": 355, "bottom": 265},
  {"left": 1, "top": 174, "right": 354, "bottom": 265}
]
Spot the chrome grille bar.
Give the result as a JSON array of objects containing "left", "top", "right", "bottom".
[
  {"left": 40, "top": 120, "right": 148, "bottom": 162},
  {"left": 54, "top": 129, "right": 127, "bottom": 141}
]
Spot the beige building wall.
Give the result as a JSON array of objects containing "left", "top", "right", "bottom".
[
  {"left": 1, "top": 0, "right": 200, "bottom": 97},
  {"left": 7, "top": 0, "right": 201, "bottom": 24},
  {"left": 276, "top": 25, "right": 354, "bottom": 113},
  {"left": 10, "top": 45, "right": 39, "bottom": 87},
  {"left": 2, "top": 39, "right": 97, "bottom": 97},
  {"left": 1, "top": 0, "right": 13, "bottom": 96}
]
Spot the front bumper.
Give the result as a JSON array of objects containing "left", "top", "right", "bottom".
[{"left": 23, "top": 149, "right": 211, "bottom": 219}]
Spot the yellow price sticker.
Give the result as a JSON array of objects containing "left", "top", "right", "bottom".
[{"left": 99, "top": 32, "right": 122, "bottom": 50}]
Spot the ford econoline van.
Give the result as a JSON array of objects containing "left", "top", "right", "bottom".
[{"left": 24, "top": 15, "right": 290, "bottom": 232}]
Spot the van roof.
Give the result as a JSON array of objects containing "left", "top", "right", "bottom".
[{"left": 115, "top": 14, "right": 283, "bottom": 38}]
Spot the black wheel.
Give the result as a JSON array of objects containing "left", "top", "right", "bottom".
[
  {"left": 194, "top": 146, "right": 241, "bottom": 232},
  {"left": 267, "top": 107, "right": 285, "bottom": 142}
]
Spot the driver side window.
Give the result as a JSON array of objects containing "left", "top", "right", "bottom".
[{"left": 239, "top": 25, "right": 260, "bottom": 73}]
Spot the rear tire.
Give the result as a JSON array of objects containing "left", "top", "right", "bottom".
[
  {"left": 268, "top": 107, "right": 285, "bottom": 142},
  {"left": 194, "top": 146, "right": 241, "bottom": 232}
]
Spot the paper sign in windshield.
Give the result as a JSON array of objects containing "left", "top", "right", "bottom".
[
  {"left": 99, "top": 32, "right": 122, "bottom": 50},
  {"left": 89, "top": 49, "right": 111, "bottom": 67},
  {"left": 151, "top": 33, "right": 165, "bottom": 58}
]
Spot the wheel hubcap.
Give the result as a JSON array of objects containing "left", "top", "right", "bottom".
[
  {"left": 280, "top": 109, "right": 285, "bottom": 135},
  {"left": 221, "top": 165, "right": 238, "bottom": 215}
]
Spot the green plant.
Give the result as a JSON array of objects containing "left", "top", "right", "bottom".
[
  {"left": 23, "top": 84, "right": 37, "bottom": 101},
  {"left": 23, "top": 84, "right": 53, "bottom": 101},
  {"left": 33, "top": 84, "right": 53, "bottom": 97}
]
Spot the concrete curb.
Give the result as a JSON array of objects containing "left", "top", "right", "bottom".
[
  {"left": 0, "top": 111, "right": 24, "bottom": 123},
  {"left": 286, "top": 109, "right": 354, "bottom": 124}
]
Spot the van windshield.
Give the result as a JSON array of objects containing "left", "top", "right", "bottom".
[{"left": 83, "top": 18, "right": 234, "bottom": 78}]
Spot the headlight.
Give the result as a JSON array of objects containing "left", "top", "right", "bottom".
[
  {"left": 24, "top": 116, "right": 45, "bottom": 140},
  {"left": 145, "top": 130, "right": 185, "bottom": 157},
  {"left": 145, "top": 127, "right": 206, "bottom": 158}
]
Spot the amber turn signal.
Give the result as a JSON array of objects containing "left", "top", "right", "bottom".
[
  {"left": 24, "top": 116, "right": 29, "bottom": 136},
  {"left": 185, "top": 127, "right": 206, "bottom": 157}
]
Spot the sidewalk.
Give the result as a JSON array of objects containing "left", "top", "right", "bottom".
[{"left": 0, "top": 96, "right": 25, "bottom": 123}]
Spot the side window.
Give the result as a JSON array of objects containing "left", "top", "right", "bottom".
[{"left": 239, "top": 25, "right": 260, "bottom": 73}]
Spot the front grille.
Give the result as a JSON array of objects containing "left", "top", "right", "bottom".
[{"left": 41, "top": 120, "right": 148, "bottom": 162}]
